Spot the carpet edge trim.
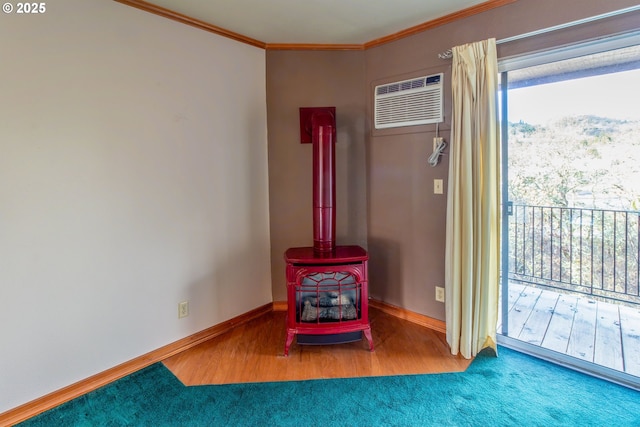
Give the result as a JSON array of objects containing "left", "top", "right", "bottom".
[{"left": 1, "top": 300, "right": 445, "bottom": 425}]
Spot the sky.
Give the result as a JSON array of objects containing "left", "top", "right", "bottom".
[{"left": 506, "top": 68, "right": 640, "bottom": 125}]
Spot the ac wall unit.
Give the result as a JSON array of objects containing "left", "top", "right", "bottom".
[{"left": 374, "top": 73, "right": 443, "bottom": 129}]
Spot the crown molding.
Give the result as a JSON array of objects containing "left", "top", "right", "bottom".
[
  {"left": 266, "top": 43, "right": 364, "bottom": 51},
  {"left": 114, "top": 0, "right": 515, "bottom": 51},
  {"left": 113, "top": 0, "right": 267, "bottom": 49},
  {"left": 363, "top": 0, "right": 517, "bottom": 49}
]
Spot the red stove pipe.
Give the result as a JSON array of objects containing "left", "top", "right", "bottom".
[{"left": 311, "top": 110, "right": 336, "bottom": 253}]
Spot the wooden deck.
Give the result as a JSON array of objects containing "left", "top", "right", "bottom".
[{"left": 500, "top": 282, "right": 640, "bottom": 377}]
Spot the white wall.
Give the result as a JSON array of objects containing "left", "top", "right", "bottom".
[{"left": 0, "top": 0, "right": 271, "bottom": 412}]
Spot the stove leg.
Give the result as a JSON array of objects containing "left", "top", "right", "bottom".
[
  {"left": 363, "top": 327, "right": 374, "bottom": 352},
  {"left": 284, "top": 331, "right": 295, "bottom": 356}
]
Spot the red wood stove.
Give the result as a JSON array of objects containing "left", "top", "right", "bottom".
[{"left": 284, "top": 107, "right": 374, "bottom": 356}]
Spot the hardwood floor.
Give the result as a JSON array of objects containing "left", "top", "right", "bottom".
[{"left": 163, "top": 307, "right": 472, "bottom": 386}]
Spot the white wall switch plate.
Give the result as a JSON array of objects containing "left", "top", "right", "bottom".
[{"left": 434, "top": 179, "right": 444, "bottom": 194}]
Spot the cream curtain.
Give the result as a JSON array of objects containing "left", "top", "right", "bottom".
[{"left": 445, "top": 38, "right": 500, "bottom": 359}]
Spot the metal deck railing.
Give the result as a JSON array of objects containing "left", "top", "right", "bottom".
[{"left": 508, "top": 204, "right": 640, "bottom": 304}]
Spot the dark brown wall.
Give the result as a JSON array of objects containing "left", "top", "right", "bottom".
[
  {"left": 364, "top": 0, "right": 640, "bottom": 320},
  {"left": 266, "top": 0, "right": 640, "bottom": 313},
  {"left": 266, "top": 50, "right": 367, "bottom": 301}
]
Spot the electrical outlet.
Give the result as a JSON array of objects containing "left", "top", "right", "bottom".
[
  {"left": 434, "top": 179, "right": 443, "bottom": 194},
  {"left": 435, "top": 286, "right": 445, "bottom": 302},
  {"left": 178, "top": 301, "right": 189, "bottom": 318}
]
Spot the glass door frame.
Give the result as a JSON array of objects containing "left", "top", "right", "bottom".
[
  {"left": 496, "top": 33, "right": 640, "bottom": 390},
  {"left": 499, "top": 71, "right": 510, "bottom": 337}
]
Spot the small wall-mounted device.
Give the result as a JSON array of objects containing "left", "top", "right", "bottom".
[{"left": 428, "top": 122, "right": 447, "bottom": 167}]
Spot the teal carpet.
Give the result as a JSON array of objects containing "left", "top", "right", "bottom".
[{"left": 19, "top": 347, "right": 640, "bottom": 426}]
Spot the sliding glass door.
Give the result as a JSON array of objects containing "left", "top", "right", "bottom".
[{"left": 498, "top": 33, "right": 640, "bottom": 388}]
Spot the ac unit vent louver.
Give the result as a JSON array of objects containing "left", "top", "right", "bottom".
[{"left": 374, "top": 73, "right": 443, "bottom": 129}]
